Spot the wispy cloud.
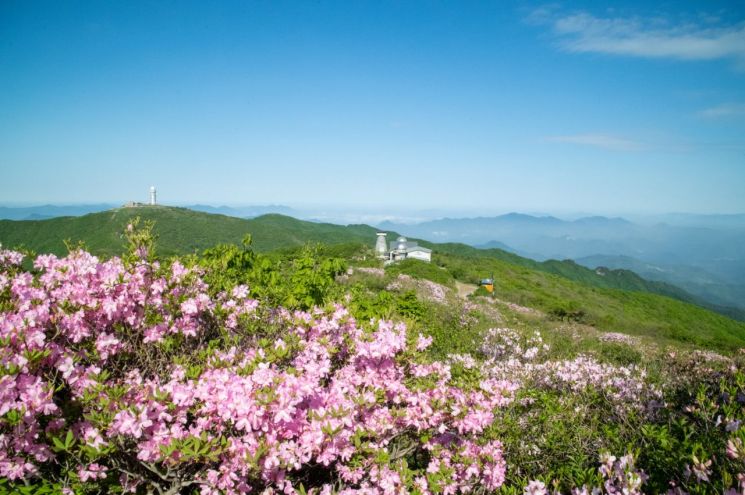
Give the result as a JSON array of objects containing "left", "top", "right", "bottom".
[
  {"left": 546, "top": 134, "right": 646, "bottom": 151},
  {"left": 698, "top": 102, "right": 745, "bottom": 119},
  {"left": 533, "top": 9, "right": 745, "bottom": 68}
]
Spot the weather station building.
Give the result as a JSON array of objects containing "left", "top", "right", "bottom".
[
  {"left": 123, "top": 186, "right": 158, "bottom": 208},
  {"left": 375, "top": 232, "right": 432, "bottom": 263}
]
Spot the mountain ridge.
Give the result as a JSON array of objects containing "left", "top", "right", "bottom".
[
  {"left": 0, "top": 207, "right": 377, "bottom": 257},
  {"left": 1, "top": 206, "right": 743, "bottom": 323}
]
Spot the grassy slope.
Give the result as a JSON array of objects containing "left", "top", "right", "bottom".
[
  {"left": 429, "top": 243, "right": 692, "bottom": 298},
  {"left": 422, "top": 241, "right": 745, "bottom": 320},
  {"left": 0, "top": 207, "right": 377, "bottom": 257},
  {"left": 431, "top": 250, "right": 745, "bottom": 352}
]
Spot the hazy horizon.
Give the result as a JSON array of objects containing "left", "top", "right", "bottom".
[{"left": 2, "top": 200, "right": 744, "bottom": 226}]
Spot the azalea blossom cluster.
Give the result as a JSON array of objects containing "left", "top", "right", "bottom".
[
  {"left": 480, "top": 328, "right": 662, "bottom": 417},
  {"left": 523, "top": 452, "right": 647, "bottom": 495},
  {"left": 446, "top": 354, "right": 478, "bottom": 370},
  {"left": 0, "top": 248, "right": 516, "bottom": 494},
  {"left": 481, "top": 328, "right": 549, "bottom": 364},
  {"left": 457, "top": 302, "right": 479, "bottom": 329},
  {"left": 0, "top": 248, "right": 255, "bottom": 482},
  {"left": 485, "top": 298, "right": 542, "bottom": 317},
  {"left": 596, "top": 452, "right": 647, "bottom": 495},
  {"left": 532, "top": 356, "right": 662, "bottom": 416},
  {"left": 386, "top": 275, "right": 449, "bottom": 305},
  {"left": 598, "top": 332, "right": 637, "bottom": 346}
]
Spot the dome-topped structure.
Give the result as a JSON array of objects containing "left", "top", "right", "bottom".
[{"left": 374, "top": 233, "right": 431, "bottom": 264}]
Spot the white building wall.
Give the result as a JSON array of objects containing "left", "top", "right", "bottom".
[{"left": 406, "top": 250, "right": 431, "bottom": 262}]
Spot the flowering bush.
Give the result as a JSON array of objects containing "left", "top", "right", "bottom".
[
  {"left": 481, "top": 327, "right": 661, "bottom": 418},
  {"left": 598, "top": 332, "right": 637, "bottom": 346},
  {"left": 4, "top": 223, "right": 745, "bottom": 494},
  {"left": 637, "top": 355, "right": 745, "bottom": 494},
  {"left": 386, "top": 275, "right": 450, "bottom": 306},
  {"left": 0, "top": 246, "right": 516, "bottom": 494}
]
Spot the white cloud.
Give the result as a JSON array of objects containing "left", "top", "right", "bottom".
[
  {"left": 546, "top": 134, "right": 645, "bottom": 151},
  {"left": 536, "top": 10, "right": 745, "bottom": 67},
  {"left": 698, "top": 102, "right": 745, "bottom": 118}
]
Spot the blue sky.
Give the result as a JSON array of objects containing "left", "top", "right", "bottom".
[{"left": 1, "top": 0, "right": 744, "bottom": 215}]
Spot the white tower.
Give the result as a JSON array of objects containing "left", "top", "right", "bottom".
[
  {"left": 149, "top": 186, "right": 157, "bottom": 205},
  {"left": 375, "top": 233, "right": 388, "bottom": 259}
]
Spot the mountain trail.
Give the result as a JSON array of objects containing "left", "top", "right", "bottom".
[{"left": 455, "top": 281, "right": 478, "bottom": 299}]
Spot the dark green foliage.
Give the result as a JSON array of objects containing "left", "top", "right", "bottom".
[
  {"left": 490, "top": 389, "right": 623, "bottom": 490},
  {"left": 423, "top": 302, "right": 483, "bottom": 358},
  {"left": 0, "top": 479, "right": 63, "bottom": 495},
  {"left": 284, "top": 246, "right": 347, "bottom": 309},
  {"left": 637, "top": 363, "right": 745, "bottom": 494},
  {"left": 548, "top": 301, "right": 587, "bottom": 323},
  {"left": 348, "top": 287, "right": 397, "bottom": 322},
  {"left": 198, "top": 236, "right": 263, "bottom": 294},
  {"left": 196, "top": 237, "right": 346, "bottom": 311},
  {"left": 347, "top": 286, "right": 429, "bottom": 326},
  {"left": 395, "top": 291, "right": 426, "bottom": 321}
]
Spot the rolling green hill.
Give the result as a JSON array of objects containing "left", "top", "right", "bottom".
[
  {"left": 575, "top": 254, "right": 745, "bottom": 319},
  {"left": 0, "top": 206, "right": 378, "bottom": 257},
  {"left": 415, "top": 241, "right": 745, "bottom": 321},
  {"left": 2, "top": 206, "right": 745, "bottom": 351},
  {"left": 427, "top": 250, "right": 745, "bottom": 352},
  {"left": 0, "top": 206, "right": 716, "bottom": 306},
  {"left": 0, "top": 207, "right": 732, "bottom": 315}
]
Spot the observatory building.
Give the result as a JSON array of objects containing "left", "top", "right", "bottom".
[
  {"left": 123, "top": 187, "right": 159, "bottom": 208},
  {"left": 375, "top": 233, "right": 432, "bottom": 263}
]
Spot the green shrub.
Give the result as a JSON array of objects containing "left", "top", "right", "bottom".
[{"left": 197, "top": 237, "right": 346, "bottom": 310}]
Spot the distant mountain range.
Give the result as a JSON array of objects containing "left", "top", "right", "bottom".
[
  {"left": 632, "top": 213, "right": 745, "bottom": 230},
  {"left": 0, "top": 204, "right": 117, "bottom": 220},
  {"left": 379, "top": 214, "right": 745, "bottom": 272},
  {"left": 378, "top": 213, "right": 745, "bottom": 315}
]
